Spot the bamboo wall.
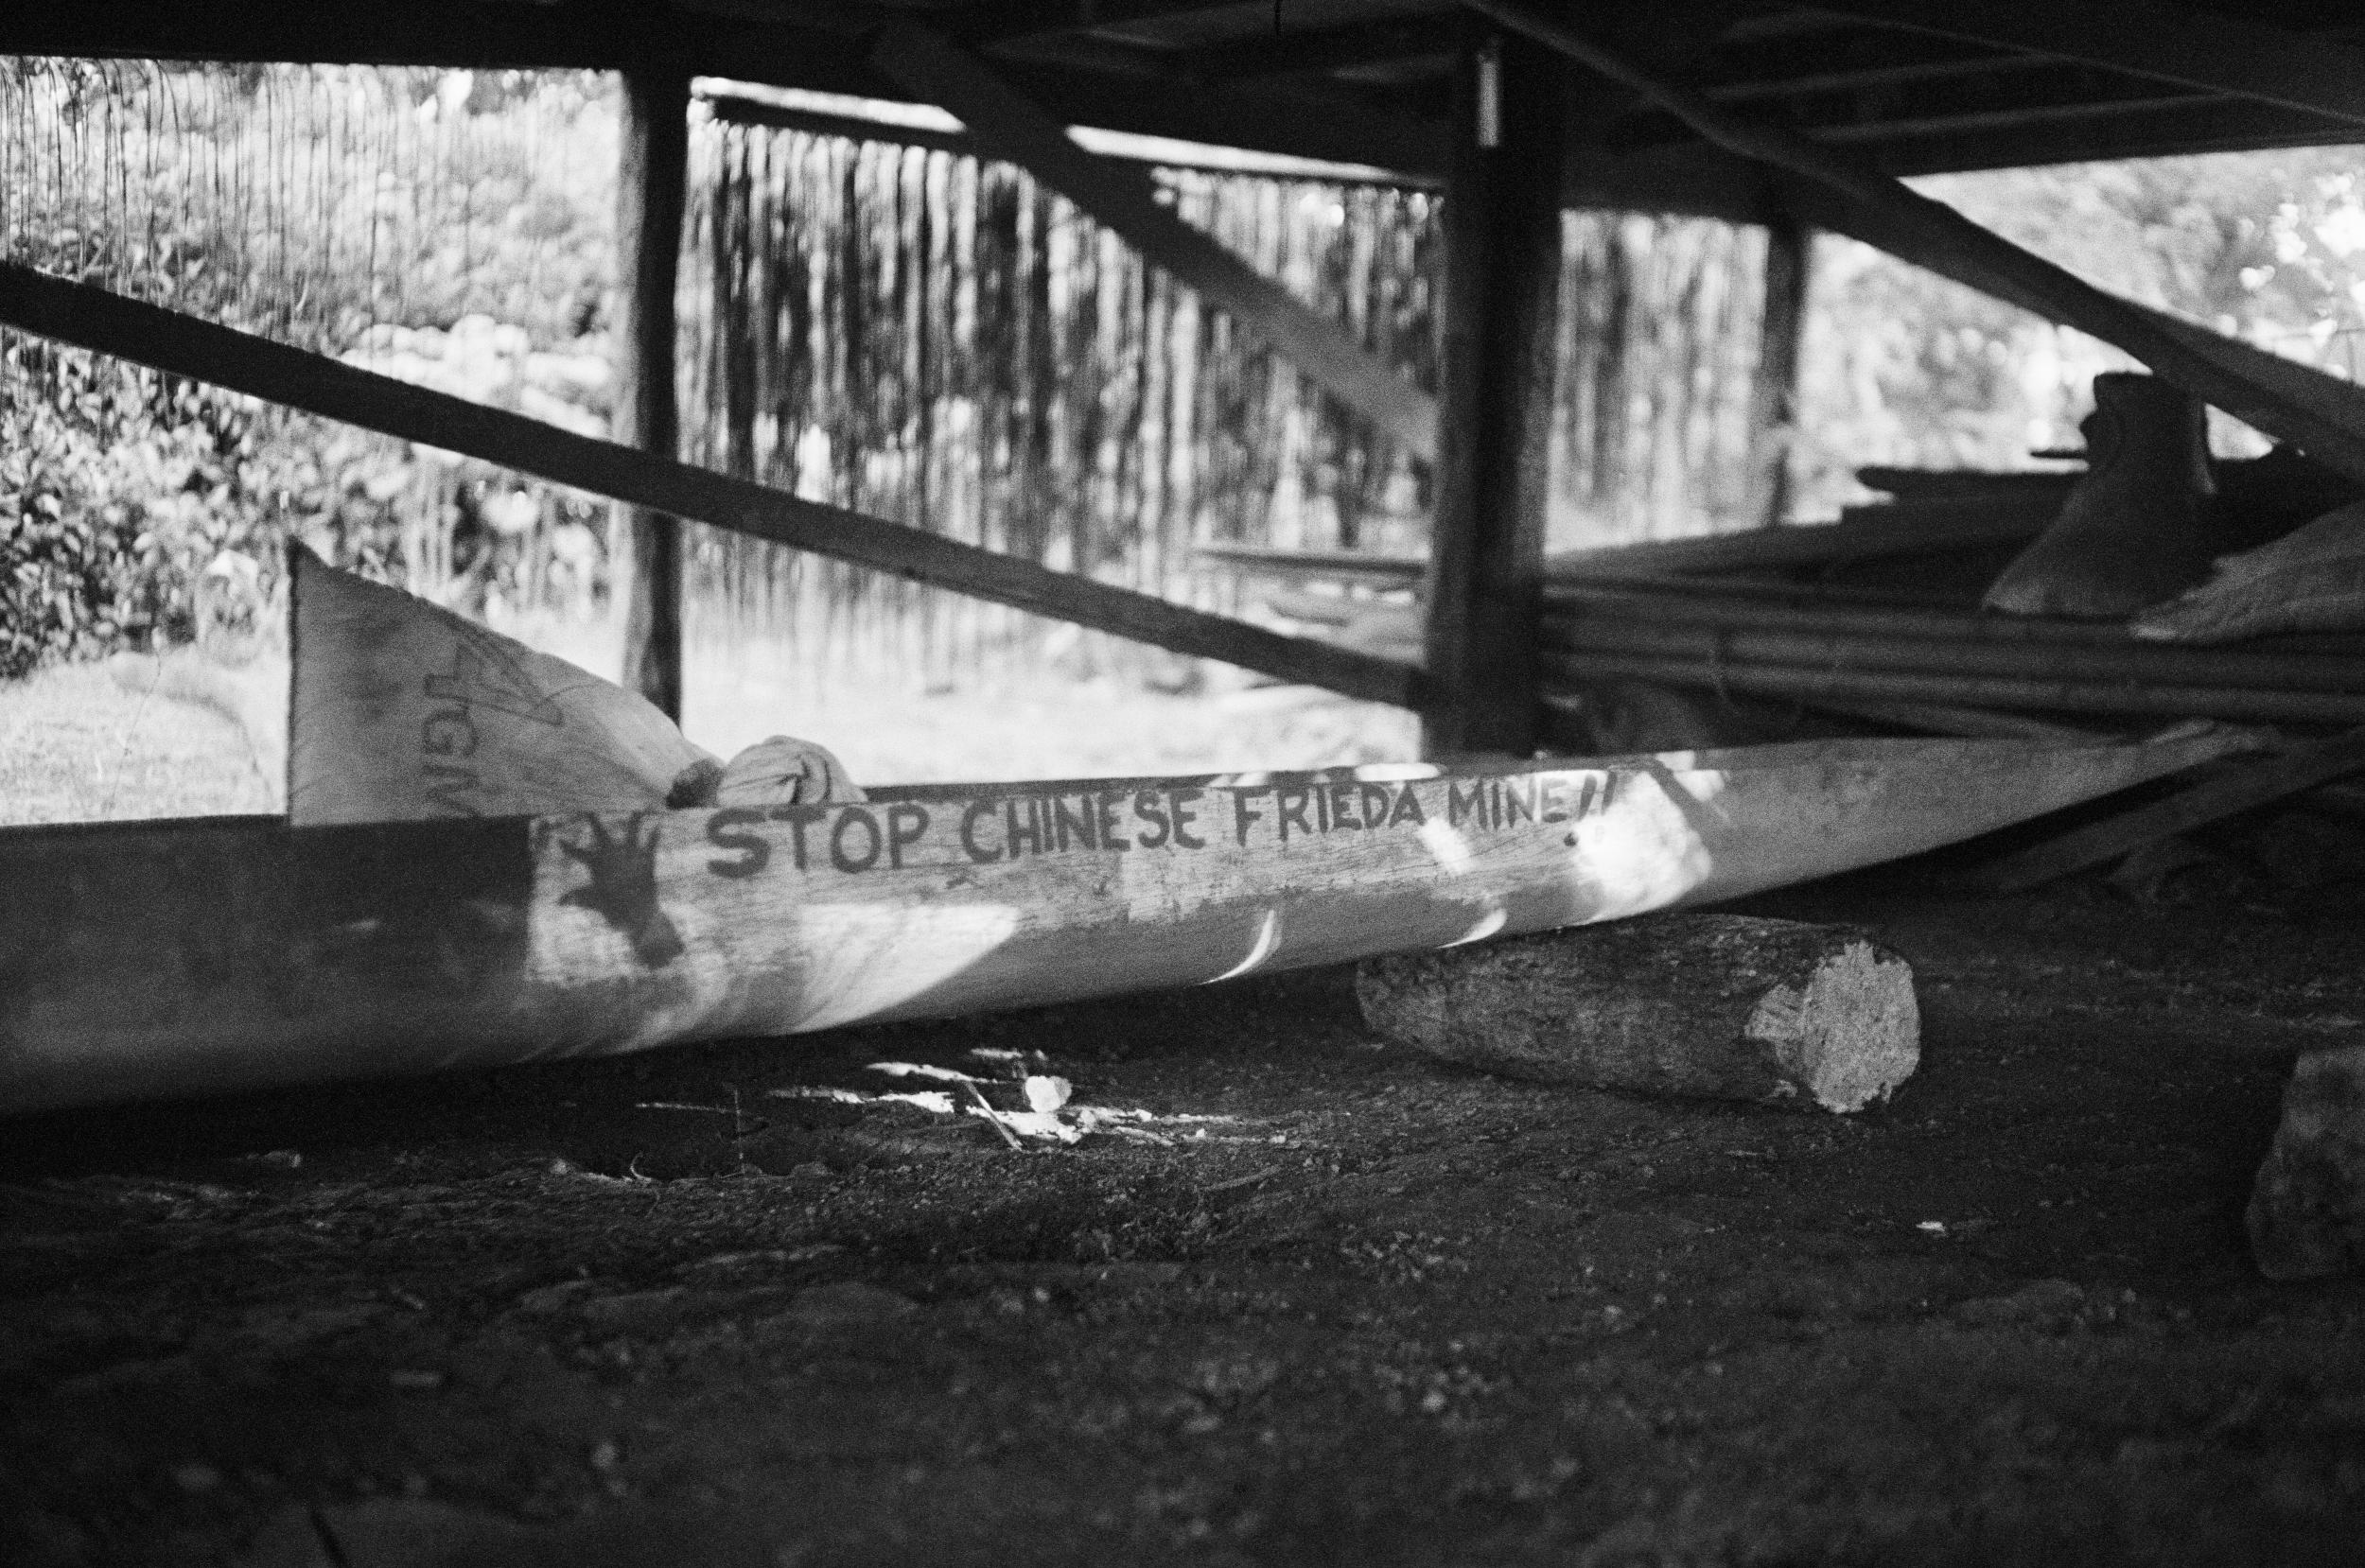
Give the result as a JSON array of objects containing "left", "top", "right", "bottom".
[
  {"left": 679, "top": 113, "right": 1783, "bottom": 689},
  {"left": 0, "top": 61, "right": 1788, "bottom": 693}
]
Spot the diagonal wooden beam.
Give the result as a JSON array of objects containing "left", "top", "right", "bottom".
[
  {"left": 868, "top": 20, "right": 1439, "bottom": 462},
  {"left": 1770, "top": 173, "right": 2365, "bottom": 473},
  {"left": 1806, "top": 0, "right": 2365, "bottom": 131},
  {"left": 0, "top": 262, "right": 1424, "bottom": 708},
  {"left": 1465, "top": 0, "right": 2365, "bottom": 484},
  {"left": 1966, "top": 726, "right": 2365, "bottom": 893}
]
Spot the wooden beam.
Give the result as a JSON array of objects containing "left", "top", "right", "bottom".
[
  {"left": 0, "top": 262, "right": 1422, "bottom": 708},
  {"left": 1966, "top": 727, "right": 2365, "bottom": 894},
  {"left": 867, "top": 21, "right": 1439, "bottom": 462},
  {"left": 1183, "top": 15, "right": 1462, "bottom": 80},
  {"left": 1466, "top": 0, "right": 2365, "bottom": 485},
  {"left": 1422, "top": 27, "right": 1566, "bottom": 759},
  {"left": 1810, "top": 0, "right": 2365, "bottom": 131},
  {"left": 614, "top": 70, "right": 690, "bottom": 723},
  {"left": 1744, "top": 215, "right": 1812, "bottom": 529}
]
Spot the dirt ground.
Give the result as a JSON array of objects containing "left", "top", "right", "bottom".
[{"left": 7, "top": 862, "right": 2365, "bottom": 1567}]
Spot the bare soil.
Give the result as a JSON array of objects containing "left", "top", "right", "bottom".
[{"left": 6, "top": 868, "right": 2365, "bottom": 1567}]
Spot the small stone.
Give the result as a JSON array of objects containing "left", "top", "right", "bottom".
[
  {"left": 171, "top": 1461, "right": 223, "bottom": 1493},
  {"left": 2249, "top": 1043, "right": 2365, "bottom": 1280},
  {"left": 782, "top": 1281, "right": 917, "bottom": 1326}
]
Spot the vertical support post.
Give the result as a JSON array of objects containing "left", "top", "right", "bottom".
[
  {"left": 1421, "top": 27, "right": 1566, "bottom": 758},
  {"left": 613, "top": 69, "right": 690, "bottom": 721},
  {"left": 1744, "top": 214, "right": 1812, "bottom": 530}
]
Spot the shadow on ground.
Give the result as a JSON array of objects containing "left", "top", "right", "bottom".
[{"left": 6, "top": 874, "right": 2365, "bottom": 1565}]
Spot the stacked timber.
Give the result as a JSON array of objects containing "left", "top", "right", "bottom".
[{"left": 1537, "top": 576, "right": 2365, "bottom": 730}]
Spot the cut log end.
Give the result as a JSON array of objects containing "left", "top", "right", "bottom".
[
  {"left": 1746, "top": 938, "right": 1920, "bottom": 1113},
  {"left": 1357, "top": 915, "right": 1919, "bottom": 1114}
]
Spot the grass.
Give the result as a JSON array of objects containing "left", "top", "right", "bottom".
[
  {"left": 0, "top": 662, "right": 277, "bottom": 826},
  {"left": 2, "top": 618, "right": 1418, "bottom": 825}
]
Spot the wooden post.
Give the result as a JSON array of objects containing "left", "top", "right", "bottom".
[
  {"left": 614, "top": 69, "right": 690, "bottom": 722},
  {"left": 1421, "top": 27, "right": 1565, "bottom": 759},
  {"left": 1744, "top": 215, "right": 1811, "bottom": 531}
]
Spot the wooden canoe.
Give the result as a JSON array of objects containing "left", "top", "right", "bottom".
[{"left": 0, "top": 728, "right": 2244, "bottom": 1115}]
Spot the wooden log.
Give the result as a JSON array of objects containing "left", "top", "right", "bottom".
[
  {"left": 0, "top": 262, "right": 1422, "bottom": 708},
  {"left": 2249, "top": 1043, "right": 2365, "bottom": 1281},
  {"left": 0, "top": 730, "right": 2243, "bottom": 1114},
  {"left": 1357, "top": 915, "right": 1918, "bottom": 1113},
  {"left": 1539, "top": 649, "right": 2365, "bottom": 726},
  {"left": 1965, "top": 726, "right": 2365, "bottom": 894},
  {"left": 614, "top": 69, "right": 690, "bottom": 722},
  {"left": 1422, "top": 26, "right": 1565, "bottom": 758},
  {"left": 1468, "top": 0, "right": 2365, "bottom": 484},
  {"left": 867, "top": 21, "right": 1439, "bottom": 462}
]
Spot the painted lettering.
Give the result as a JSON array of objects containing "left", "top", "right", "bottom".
[
  {"left": 1504, "top": 776, "right": 1537, "bottom": 827},
  {"left": 1275, "top": 786, "right": 1314, "bottom": 844},
  {"left": 769, "top": 805, "right": 827, "bottom": 870},
  {"left": 1169, "top": 787, "right": 1207, "bottom": 849},
  {"left": 1329, "top": 781, "right": 1362, "bottom": 830},
  {"left": 1313, "top": 783, "right": 1330, "bottom": 833},
  {"left": 422, "top": 763, "right": 479, "bottom": 818},
  {"left": 1386, "top": 781, "right": 1427, "bottom": 828},
  {"left": 886, "top": 803, "right": 930, "bottom": 869},
  {"left": 1541, "top": 780, "right": 1571, "bottom": 824},
  {"left": 1051, "top": 793, "right": 1097, "bottom": 852},
  {"left": 960, "top": 799, "right": 1004, "bottom": 862},
  {"left": 1447, "top": 778, "right": 1487, "bottom": 828},
  {"left": 1231, "top": 787, "right": 1270, "bottom": 847},
  {"left": 1358, "top": 782, "right": 1392, "bottom": 830},
  {"left": 1006, "top": 797, "right": 1043, "bottom": 858},
  {"left": 705, "top": 808, "right": 771, "bottom": 878},
  {"left": 1132, "top": 790, "right": 1171, "bottom": 849},
  {"left": 1097, "top": 789, "right": 1130, "bottom": 851},
  {"left": 420, "top": 706, "right": 478, "bottom": 758},
  {"left": 830, "top": 808, "right": 883, "bottom": 873}
]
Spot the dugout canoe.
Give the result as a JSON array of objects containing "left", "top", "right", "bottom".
[{"left": 0, "top": 727, "right": 2246, "bottom": 1115}]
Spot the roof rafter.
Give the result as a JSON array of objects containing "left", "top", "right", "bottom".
[{"left": 1808, "top": 0, "right": 2365, "bottom": 131}]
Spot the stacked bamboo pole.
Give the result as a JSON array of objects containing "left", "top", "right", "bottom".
[{"left": 1539, "top": 577, "right": 2365, "bottom": 728}]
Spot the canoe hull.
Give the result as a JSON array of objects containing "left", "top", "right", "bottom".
[{"left": 0, "top": 732, "right": 2241, "bottom": 1113}]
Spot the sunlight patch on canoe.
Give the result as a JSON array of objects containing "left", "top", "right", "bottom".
[
  {"left": 1206, "top": 907, "right": 1283, "bottom": 983},
  {"left": 1444, "top": 906, "right": 1508, "bottom": 948}
]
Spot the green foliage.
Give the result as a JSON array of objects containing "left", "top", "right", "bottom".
[{"left": 1, "top": 61, "right": 618, "bottom": 674}]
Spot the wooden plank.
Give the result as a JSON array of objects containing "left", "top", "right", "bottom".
[
  {"left": 1199, "top": 493, "right": 2055, "bottom": 590},
  {"left": 1182, "top": 14, "right": 1463, "bottom": 79},
  {"left": 867, "top": 21, "right": 1439, "bottom": 462},
  {"left": 1966, "top": 726, "right": 2365, "bottom": 894},
  {"left": 0, "top": 262, "right": 1422, "bottom": 708},
  {"left": 0, "top": 730, "right": 2244, "bottom": 1114},
  {"left": 614, "top": 70, "right": 690, "bottom": 723},
  {"left": 1467, "top": 0, "right": 2365, "bottom": 484},
  {"left": 1538, "top": 648, "right": 2365, "bottom": 726},
  {"left": 1743, "top": 214, "right": 1813, "bottom": 529},
  {"left": 1540, "top": 612, "right": 2365, "bottom": 700},
  {"left": 1421, "top": 27, "right": 1566, "bottom": 758},
  {"left": 1813, "top": 0, "right": 2365, "bottom": 131}
]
